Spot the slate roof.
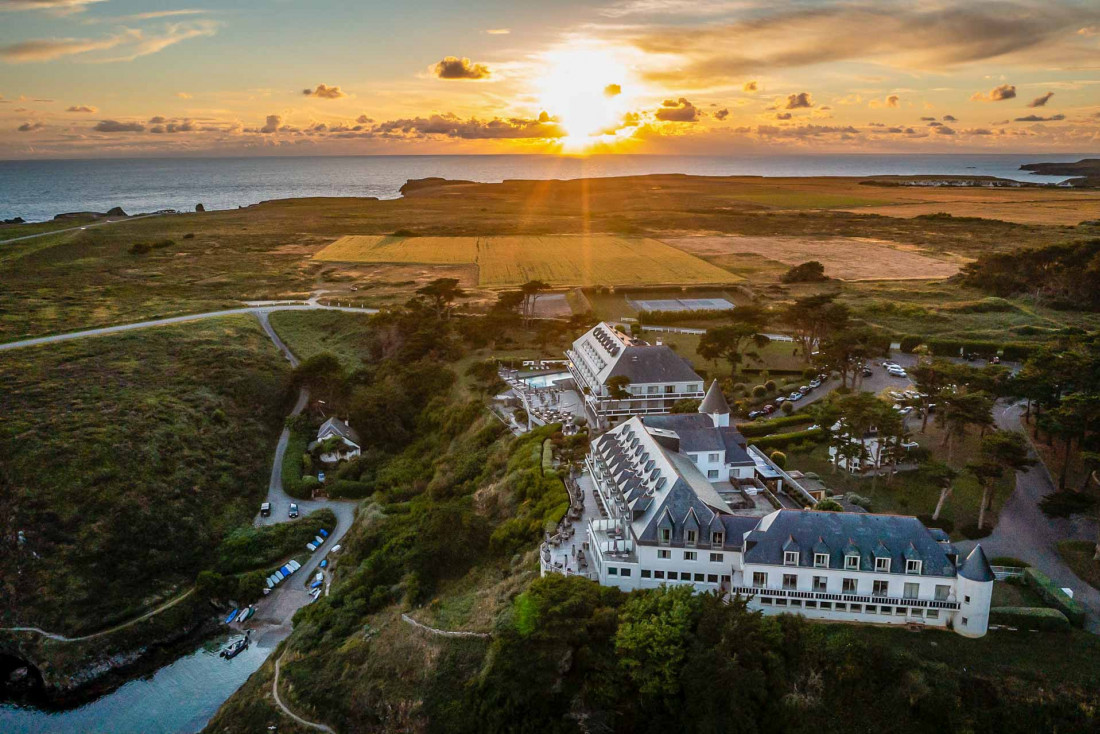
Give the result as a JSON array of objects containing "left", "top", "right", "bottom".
[
  {"left": 607, "top": 345, "right": 703, "bottom": 384},
  {"left": 742, "top": 510, "right": 958, "bottom": 577},
  {"left": 317, "top": 417, "right": 361, "bottom": 446},
  {"left": 958, "top": 545, "right": 995, "bottom": 582},
  {"left": 699, "top": 379, "right": 731, "bottom": 415},
  {"left": 641, "top": 414, "right": 754, "bottom": 465}
]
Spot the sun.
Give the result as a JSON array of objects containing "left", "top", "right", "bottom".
[{"left": 534, "top": 43, "right": 638, "bottom": 151}]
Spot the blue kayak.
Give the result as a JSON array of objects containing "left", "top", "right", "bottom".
[
  {"left": 319, "top": 528, "right": 329, "bottom": 538},
  {"left": 319, "top": 560, "right": 328, "bottom": 568},
  {"left": 224, "top": 609, "right": 239, "bottom": 624},
  {"left": 310, "top": 579, "right": 323, "bottom": 589}
]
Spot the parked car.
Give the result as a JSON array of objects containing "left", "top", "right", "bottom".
[
  {"left": 808, "top": 379, "right": 821, "bottom": 389},
  {"left": 317, "top": 472, "right": 326, "bottom": 483},
  {"left": 289, "top": 503, "right": 299, "bottom": 519},
  {"left": 800, "top": 385, "right": 810, "bottom": 393},
  {"left": 260, "top": 502, "right": 271, "bottom": 518},
  {"left": 774, "top": 396, "right": 786, "bottom": 404},
  {"left": 789, "top": 391, "right": 804, "bottom": 401},
  {"left": 862, "top": 367, "right": 874, "bottom": 377},
  {"left": 762, "top": 404, "right": 775, "bottom": 414},
  {"left": 748, "top": 410, "right": 763, "bottom": 420}
]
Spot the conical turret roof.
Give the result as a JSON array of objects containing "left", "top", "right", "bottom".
[
  {"left": 699, "top": 379, "right": 730, "bottom": 415},
  {"left": 959, "top": 544, "right": 995, "bottom": 582}
]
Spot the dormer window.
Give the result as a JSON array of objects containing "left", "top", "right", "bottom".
[
  {"left": 906, "top": 559, "right": 922, "bottom": 575},
  {"left": 686, "top": 529, "right": 697, "bottom": 547},
  {"left": 814, "top": 553, "right": 829, "bottom": 568},
  {"left": 784, "top": 551, "right": 799, "bottom": 566},
  {"left": 875, "top": 557, "right": 891, "bottom": 573},
  {"left": 845, "top": 554, "right": 860, "bottom": 570},
  {"left": 712, "top": 531, "right": 724, "bottom": 547},
  {"left": 659, "top": 528, "right": 671, "bottom": 545}
]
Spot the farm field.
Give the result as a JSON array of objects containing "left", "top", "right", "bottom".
[
  {"left": 664, "top": 235, "right": 963, "bottom": 281},
  {"left": 314, "top": 234, "right": 739, "bottom": 287},
  {"left": 842, "top": 191, "right": 1100, "bottom": 225}
]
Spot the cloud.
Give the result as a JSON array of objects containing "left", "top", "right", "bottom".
[
  {"left": 94, "top": 119, "right": 144, "bottom": 132},
  {"left": 784, "top": 92, "right": 813, "bottom": 109},
  {"left": 176, "top": 91, "right": 192, "bottom": 99},
  {"left": 933, "top": 125, "right": 956, "bottom": 135},
  {"left": 942, "top": 114, "right": 957, "bottom": 122},
  {"left": 66, "top": 104, "right": 96, "bottom": 112},
  {"left": 714, "top": 108, "right": 729, "bottom": 120},
  {"left": 655, "top": 97, "right": 700, "bottom": 121},
  {"left": 869, "top": 94, "right": 899, "bottom": 108},
  {"left": 371, "top": 112, "right": 565, "bottom": 139},
  {"left": 743, "top": 80, "right": 758, "bottom": 92},
  {"left": 1027, "top": 91, "right": 1054, "bottom": 107},
  {"left": 0, "top": 0, "right": 106, "bottom": 12},
  {"left": 0, "top": 34, "right": 128, "bottom": 62},
  {"left": 17, "top": 121, "right": 45, "bottom": 131},
  {"left": 971, "top": 83, "right": 1016, "bottom": 101},
  {"left": 486, "top": 28, "right": 510, "bottom": 35},
  {"left": 302, "top": 83, "right": 346, "bottom": 99},
  {"left": 434, "top": 56, "right": 491, "bottom": 80},
  {"left": 150, "top": 119, "right": 195, "bottom": 133},
  {"left": 1014, "top": 113, "right": 1065, "bottom": 122},
  {"left": 775, "top": 111, "right": 792, "bottom": 120},
  {"left": 0, "top": 20, "right": 218, "bottom": 63},
  {"left": 260, "top": 114, "right": 282, "bottom": 134},
  {"left": 604, "top": 83, "right": 622, "bottom": 97},
  {"left": 920, "top": 116, "right": 936, "bottom": 121},
  {"left": 148, "top": 115, "right": 167, "bottom": 124},
  {"left": 356, "top": 114, "right": 373, "bottom": 124},
  {"left": 755, "top": 123, "right": 860, "bottom": 139}
]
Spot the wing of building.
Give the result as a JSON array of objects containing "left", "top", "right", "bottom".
[
  {"left": 549, "top": 400, "right": 995, "bottom": 637},
  {"left": 566, "top": 322, "right": 704, "bottom": 428}
]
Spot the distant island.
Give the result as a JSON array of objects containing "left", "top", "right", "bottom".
[{"left": 1020, "top": 158, "right": 1100, "bottom": 187}]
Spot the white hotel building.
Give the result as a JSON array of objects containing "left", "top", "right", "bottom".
[
  {"left": 566, "top": 322, "right": 705, "bottom": 429},
  {"left": 570, "top": 392, "right": 994, "bottom": 637}
]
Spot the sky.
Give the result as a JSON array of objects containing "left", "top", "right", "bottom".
[{"left": 1, "top": 0, "right": 1098, "bottom": 158}]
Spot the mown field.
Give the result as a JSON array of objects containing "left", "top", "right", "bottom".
[
  {"left": 314, "top": 234, "right": 738, "bottom": 287},
  {"left": 0, "top": 316, "right": 291, "bottom": 634}
]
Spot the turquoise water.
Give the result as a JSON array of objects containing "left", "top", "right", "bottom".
[
  {"left": 0, "top": 153, "right": 1088, "bottom": 222},
  {"left": 523, "top": 372, "right": 570, "bottom": 388},
  {"left": 0, "top": 631, "right": 283, "bottom": 734}
]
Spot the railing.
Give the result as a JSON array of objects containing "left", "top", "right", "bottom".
[
  {"left": 729, "top": 586, "right": 961, "bottom": 611},
  {"left": 991, "top": 565, "right": 1026, "bottom": 580}
]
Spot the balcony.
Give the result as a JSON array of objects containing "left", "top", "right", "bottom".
[{"left": 729, "top": 586, "right": 961, "bottom": 611}]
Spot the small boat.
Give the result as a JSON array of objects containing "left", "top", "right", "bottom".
[
  {"left": 314, "top": 536, "right": 325, "bottom": 546},
  {"left": 238, "top": 606, "right": 255, "bottom": 622},
  {"left": 319, "top": 560, "right": 328, "bottom": 569},
  {"left": 287, "top": 560, "right": 301, "bottom": 572},
  {"left": 224, "top": 609, "right": 239, "bottom": 624},
  {"left": 281, "top": 564, "right": 293, "bottom": 576},
  {"left": 306, "top": 542, "right": 317, "bottom": 552},
  {"left": 222, "top": 638, "right": 249, "bottom": 659},
  {"left": 309, "top": 588, "right": 322, "bottom": 602},
  {"left": 274, "top": 570, "right": 285, "bottom": 582},
  {"left": 319, "top": 528, "right": 329, "bottom": 538},
  {"left": 314, "top": 571, "right": 324, "bottom": 582},
  {"left": 310, "top": 579, "right": 323, "bottom": 590}
]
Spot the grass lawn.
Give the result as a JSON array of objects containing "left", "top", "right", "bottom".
[
  {"left": 991, "top": 580, "right": 1046, "bottom": 608},
  {"left": 1057, "top": 540, "right": 1100, "bottom": 591},
  {"left": 268, "top": 309, "right": 377, "bottom": 369},
  {"left": 0, "top": 316, "right": 291, "bottom": 634}
]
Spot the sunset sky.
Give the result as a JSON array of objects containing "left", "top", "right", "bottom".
[{"left": 1, "top": 0, "right": 1099, "bottom": 158}]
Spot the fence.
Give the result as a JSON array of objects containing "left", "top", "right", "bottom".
[{"left": 991, "top": 565, "right": 1026, "bottom": 580}]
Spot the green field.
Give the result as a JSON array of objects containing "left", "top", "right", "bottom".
[{"left": 314, "top": 234, "right": 740, "bottom": 287}]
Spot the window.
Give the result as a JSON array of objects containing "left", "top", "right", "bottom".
[
  {"left": 691, "top": 454, "right": 699, "bottom": 464},
  {"left": 710, "top": 552, "right": 724, "bottom": 563},
  {"left": 608, "top": 567, "right": 618, "bottom": 576},
  {"left": 654, "top": 570, "right": 665, "bottom": 579},
  {"left": 865, "top": 605, "right": 877, "bottom": 614},
  {"left": 812, "top": 576, "right": 827, "bottom": 592},
  {"left": 707, "top": 574, "right": 718, "bottom": 583},
  {"left": 814, "top": 553, "right": 829, "bottom": 568},
  {"left": 783, "top": 574, "right": 797, "bottom": 590},
  {"left": 694, "top": 573, "right": 705, "bottom": 582},
  {"left": 712, "top": 532, "right": 724, "bottom": 546},
  {"left": 667, "top": 571, "right": 678, "bottom": 580},
  {"left": 962, "top": 617, "right": 968, "bottom": 626},
  {"left": 620, "top": 568, "right": 632, "bottom": 577},
  {"left": 842, "top": 578, "right": 857, "bottom": 593},
  {"left": 835, "top": 603, "right": 847, "bottom": 612},
  {"left": 684, "top": 551, "right": 697, "bottom": 561},
  {"left": 964, "top": 595, "right": 971, "bottom": 604},
  {"left": 850, "top": 604, "right": 862, "bottom": 613},
  {"left": 707, "top": 469, "right": 719, "bottom": 479},
  {"left": 934, "top": 585, "right": 951, "bottom": 601},
  {"left": 761, "top": 597, "right": 773, "bottom": 605},
  {"left": 784, "top": 551, "right": 799, "bottom": 566},
  {"left": 664, "top": 385, "right": 675, "bottom": 394},
  {"left": 647, "top": 385, "right": 659, "bottom": 394},
  {"left": 845, "top": 554, "right": 860, "bottom": 570},
  {"left": 805, "top": 600, "right": 817, "bottom": 609},
  {"left": 873, "top": 580, "right": 889, "bottom": 597},
  {"left": 820, "top": 601, "right": 832, "bottom": 610},
  {"left": 911, "top": 609, "right": 923, "bottom": 618},
  {"left": 790, "top": 599, "right": 802, "bottom": 607},
  {"left": 903, "top": 582, "right": 919, "bottom": 599},
  {"left": 708, "top": 453, "right": 720, "bottom": 463},
  {"left": 906, "top": 559, "right": 922, "bottom": 575},
  {"left": 875, "top": 557, "right": 891, "bottom": 572},
  {"left": 641, "top": 569, "right": 652, "bottom": 578},
  {"left": 927, "top": 610, "right": 939, "bottom": 619},
  {"left": 752, "top": 572, "right": 768, "bottom": 588},
  {"left": 686, "top": 529, "right": 697, "bottom": 546},
  {"left": 657, "top": 549, "right": 671, "bottom": 560},
  {"left": 659, "top": 528, "right": 671, "bottom": 545}
]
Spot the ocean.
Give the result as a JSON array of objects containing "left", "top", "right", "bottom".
[{"left": 0, "top": 153, "right": 1091, "bottom": 223}]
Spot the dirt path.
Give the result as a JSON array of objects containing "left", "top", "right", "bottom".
[
  {"left": 0, "top": 588, "right": 195, "bottom": 642},
  {"left": 400, "top": 613, "right": 491, "bottom": 639},
  {"left": 272, "top": 652, "right": 336, "bottom": 733}
]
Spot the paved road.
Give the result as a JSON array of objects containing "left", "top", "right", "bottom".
[
  {"left": 955, "top": 401, "right": 1100, "bottom": 632},
  {"left": 0, "top": 303, "right": 378, "bottom": 353},
  {"left": 0, "top": 213, "right": 164, "bottom": 245}
]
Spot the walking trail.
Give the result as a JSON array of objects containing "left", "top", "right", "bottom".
[{"left": 272, "top": 652, "right": 336, "bottom": 733}]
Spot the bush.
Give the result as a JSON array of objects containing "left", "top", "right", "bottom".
[
  {"left": 1001, "top": 343, "right": 1037, "bottom": 362},
  {"left": 769, "top": 451, "right": 787, "bottom": 468},
  {"left": 990, "top": 556, "right": 1031, "bottom": 568},
  {"left": 129, "top": 241, "right": 152, "bottom": 255},
  {"left": 752, "top": 385, "right": 767, "bottom": 398},
  {"left": 814, "top": 499, "right": 843, "bottom": 512},
  {"left": 764, "top": 380, "right": 777, "bottom": 392},
  {"left": 899, "top": 335, "right": 924, "bottom": 353},
  {"left": 958, "top": 523, "right": 993, "bottom": 540},
  {"left": 917, "top": 515, "right": 954, "bottom": 534},
  {"left": 541, "top": 440, "right": 554, "bottom": 475},
  {"left": 327, "top": 479, "right": 373, "bottom": 498},
  {"left": 183, "top": 233, "right": 195, "bottom": 239},
  {"left": 737, "top": 414, "right": 813, "bottom": 437},
  {"left": 990, "top": 607, "right": 1070, "bottom": 632},
  {"left": 1024, "top": 567, "right": 1086, "bottom": 627},
  {"left": 780, "top": 402, "right": 794, "bottom": 414},
  {"left": 781, "top": 260, "right": 827, "bottom": 283},
  {"left": 749, "top": 428, "right": 824, "bottom": 450}
]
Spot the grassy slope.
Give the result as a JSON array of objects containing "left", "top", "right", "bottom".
[{"left": 0, "top": 316, "right": 291, "bottom": 634}]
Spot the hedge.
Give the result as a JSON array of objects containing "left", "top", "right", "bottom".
[
  {"left": 749, "top": 428, "right": 825, "bottom": 450},
  {"left": 541, "top": 439, "right": 554, "bottom": 475},
  {"left": 281, "top": 428, "right": 312, "bottom": 499},
  {"left": 327, "top": 479, "right": 374, "bottom": 499},
  {"left": 989, "top": 606, "right": 1070, "bottom": 632},
  {"left": 737, "top": 414, "right": 814, "bottom": 437},
  {"left": 1024, "top": 567, "right": 1086, "bottom": 627},
  {"left": 637, "top": 308, "right": 732, "bottom": 325},
  {"left": 899, "top": 335, "right": 923, "bottom": 353}
]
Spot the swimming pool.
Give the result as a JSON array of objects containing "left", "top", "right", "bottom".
[{"left": 522, "top": 372, "right": 570, "bottom": 389}]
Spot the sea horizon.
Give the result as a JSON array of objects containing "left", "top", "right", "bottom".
[{"left": 2, "top": 152, "right": 1096, "bottom": 223}]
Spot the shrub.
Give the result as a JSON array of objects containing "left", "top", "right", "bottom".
[
  {"left": 752, "top": 385, "right": 767, "bottom": 398},
  {"left": 1001, "top": 343, "right": 1037, "bottom": 362},
  {"left": 764, "top": 380, "right": 777, "bottom": 392},
  {"left": 541, "top": 439, "right": 554, "bottom": 475},
  {"left": 989, "top": 607, "right": 1070, "bottom": 632},
  {"left": 769, "top": 451, "right": 787, "bottom": 468},
  {"left": 129, "top": 241, "right": 152, "bottom": 255},
  {"left": 327, "top": 479, "right": 373, "bottom": 499},
  {"left": 737, "top": 414, "right": 813, "bottom": 437},
  {"left": 749, "top": 428, "right": 824, "bottom": 450},
  {"left": 1024, "top": 567, "right": 1086, "bottom": 627},
  {"left": 780, "top": 402, "right": 794, "bottom": 414},
  {"left": 917, "top": 515, "right": 954, "bottom": 534},
  {"left": 958, "top": 523, "right": 992, "bottom": 540},
  {"left": 183, "top": 233, "right": 195, "bottom": 239},
  {"left": 781, "top": 260, "right": 827, "bottom": 283},
  {"left": 814, "top": 499, "right": 843, "bottom": 512},
  {"left": 899, "top": 335, "right": 924, "bottom": 353},
  {"left": 990, "top": 556, "right": 1030, "bottom": 568}
]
